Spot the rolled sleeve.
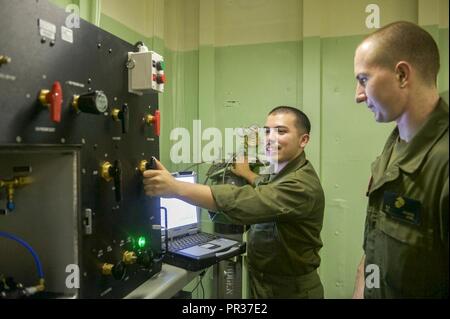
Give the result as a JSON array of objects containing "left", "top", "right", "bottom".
[
  {"left": 253, "top": 175, "right": 267, "bottom": 187},
  {"left": 210, "top": 184, "right": 239, "bottom": 212},
  {"left": 210, "top": 176, "right": 321, "bottom": 225}
]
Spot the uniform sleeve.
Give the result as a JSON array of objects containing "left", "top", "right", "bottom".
[
  {"left": 210, "top": 173, "right": 322, "bottom": 225},
  {"left": 439, "top": 177, "right": 449, "bottom": 249},
  {"left": 253, "top": 175, "right": 267, "bottom": 187},
  {"left": 362, "top": 206, "right": 370, "bottom": 251}
]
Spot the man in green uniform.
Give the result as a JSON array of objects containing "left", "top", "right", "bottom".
[
  {"left": 352, "top": 21, "right": 448, "bottom": 298},
  {"left": 143, "top": 106, "right": 325, "bottom": 298}
]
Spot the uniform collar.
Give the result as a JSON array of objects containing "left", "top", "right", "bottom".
[
  {"left": 394, "top": 98, "right": 448, "bottom": 174},
  {"left": 271, "top": 152, "right": 307, "bottom": 182},
  {"left": 370, "top": 98, "right": 449, "bottom": 194}
]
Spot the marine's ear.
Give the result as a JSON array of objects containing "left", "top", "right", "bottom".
[
  {"left": 395, "top": 61, "right": 411, "bottom": 88},
  {"left": 299, "top": 133, "right": 310, "bottom": 149}
]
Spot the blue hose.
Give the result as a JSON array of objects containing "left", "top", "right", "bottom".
[{"left": 0, "top": 231, "right": 44, "bottom": 279}]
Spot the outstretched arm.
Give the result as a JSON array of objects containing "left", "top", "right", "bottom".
[{"left": 143, "top": 158, "right": 218, "bottom": 211}]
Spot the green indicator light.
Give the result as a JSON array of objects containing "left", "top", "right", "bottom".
[{"left": 138, "top": 237, "right": 146, "bottom": 248}]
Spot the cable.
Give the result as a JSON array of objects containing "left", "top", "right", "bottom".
[
  {"left": 222, "top": 153, "right": 236, "bottom": 185},
  {"left": 0, "top": 231, "right": 44, "bottom": 280},
  {"left": 160, "top": 207, "right": 169, "bottom": 255},
  {"left": 190, "top": 272, "right": 203, "bottom": 294},
  {"left": 190, "top": 270, "right": 207, "bottom": 297},
  {"left": 200, "top": 278, "right": 205, "bottom": 299},
  {"left": 180, "top": 162, "right": 208, "bottom": 173}
]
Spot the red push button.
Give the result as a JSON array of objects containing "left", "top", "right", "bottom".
[{"left": 156, "top": 74, "right": 165, "bottom": 84}]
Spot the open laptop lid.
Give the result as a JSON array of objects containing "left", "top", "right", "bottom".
[{"left": 160, "top": 171, "right": 201, "bottom": 238}]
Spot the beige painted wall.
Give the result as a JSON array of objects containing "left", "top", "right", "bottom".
[
  {"left": 100, "top": 0, "right": 448, "bottom": 48},
  {"left": 215, "top": 0, "right": 303, "bottom": 46},
  {"left": 211, "top": 0, "right": 448, "bottom": 42},
  {"left": 304, "top": 0, "right": 419, "bottom": 38},
  {"left": 419, "top": 0, "right": 449, "bottom": 27},
  {"left": 102, "top": 0, "right": 154, "bottom": 37},
  {"left": 440, "top": 0, "right": 449, "bottom": 27},
  {"left": 165, "top": 0, "right": 200, "bottom": 51}
]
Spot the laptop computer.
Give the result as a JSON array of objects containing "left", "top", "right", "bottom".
[{"left": 160, "top": 171, "right": 246, "bottom": 271}]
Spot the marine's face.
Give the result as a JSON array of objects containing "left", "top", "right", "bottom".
[
  {"left": 264, "top": 113, "right": 307, "bottom": 165},
  {"left": 354, "top": 41, "right": 405, "bottom": 123}
]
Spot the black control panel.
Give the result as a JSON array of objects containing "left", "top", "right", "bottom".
[{"left": 0, "top": 0, "right": 162, "bottom": 298}]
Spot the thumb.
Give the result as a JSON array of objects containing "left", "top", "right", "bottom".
[{"left": 153, "top": 157, "right": 167, "bottom": 171}]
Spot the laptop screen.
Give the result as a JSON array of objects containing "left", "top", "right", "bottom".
[{"left": 160, "top": 173, "right": 199, "bottom": 233}]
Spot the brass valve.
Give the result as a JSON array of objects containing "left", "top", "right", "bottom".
[
  {"left": 101, "top": 262, "right": 126, "bottom": 280},
  {"left": 0, "top": 55, "right": 12, "bottom": 66},
  {"left": 143, "top": 114, "right": 156, "bottom": 126},
  {"left": 101, "top": 161, "right": 113, "bottom": 182},
  {"left": 39, "top": 90, "right": 50, "bottom": 105},
  {"left": 138, "top": 160, "right": 148, "bottom": 174},
  {"left": 72, "top": 94, "right": 80, "bottom": 111},
  {"left": 122, "top": 251, "right": 137, "bottom": 265},
  {"left": 111, "top": 104, "right": 129, "bottom": 134},
  {"left": 0, "top": 176, "right": 32, "bottom": 212},
  {"left": 100, "top": 160, "right": 122, "bottom": 202},
  {"left": 143, "top": 110, "right": 160, "bottom": 136},
  {"left": 111, "top": 108, "right": 121, "bottom": 121},
  {"left": 101, "top": 263, "right": 114, "bottom": 276}
]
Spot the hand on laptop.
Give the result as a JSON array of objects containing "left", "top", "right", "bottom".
[{"left": 143, "top": 158, "right": 179, "bottom": 198}]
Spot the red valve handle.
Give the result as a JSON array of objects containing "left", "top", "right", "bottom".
[
  {"left": 154, "top": 110, "right": 160, "bottom": 136},
  {"left": 156, "top": 74, "right": 166, "bottom": 84},
  {"left": 46, "top": 81, "right": 63, "bottom": 123}
]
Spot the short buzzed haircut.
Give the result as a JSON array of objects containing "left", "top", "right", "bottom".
[
  {"left": 362, "top": 21, "right": 440, "bottom": 85},
  {"left": 268, "top": 106, "right": 311, "bottom": 134}
]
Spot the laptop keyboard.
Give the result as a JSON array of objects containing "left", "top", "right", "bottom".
[{"left": 167, "top": 232, "right": 218, "bottom": 251}]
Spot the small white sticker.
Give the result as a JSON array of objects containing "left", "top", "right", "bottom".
[
  {"left": 0, "top": 73, "right": 16, "bottom": 81},
  {"left": 39, "top": 19, "right": 56, "bottom": 40},
  {"left": 61, "top": 26, "right": 73, "bottom": 43},
  {"left": 35, "top": 127, "right": 56, "bottom": 133},
  {"left": 66, "top": 80, "right": 85, "bottom": 88}
]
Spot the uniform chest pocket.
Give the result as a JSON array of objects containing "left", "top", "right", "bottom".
[
  {"left": 379, "top": 191, "right": 429, "bottom": 247},
  {"left": 376, "top": 213, "right": 435, "bottom": 296},
  {"left": 382, "top": 191, "right": 422, "bottom": 225},
  {"left": 377, "top": 213, "right": 425, "bottom": 247}
]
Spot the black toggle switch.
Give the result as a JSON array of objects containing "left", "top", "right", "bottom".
[
  {"left": 111, "top": 261, "right": 127, "bottom": 280},
  {"left": 112, "top": 104, "right": 129, "bottom": 134},
  {"left": 109, "top": 160, "right": 122, "bottom": 202},
  {"left": 145, "top": 157, "right": 156, "bottom": 170},
  {"left": 136, "top": 249, "right": 154, "bottom": 269},
  {"left": 102, "top": 160, "right": 122, "bottom": 202}
]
